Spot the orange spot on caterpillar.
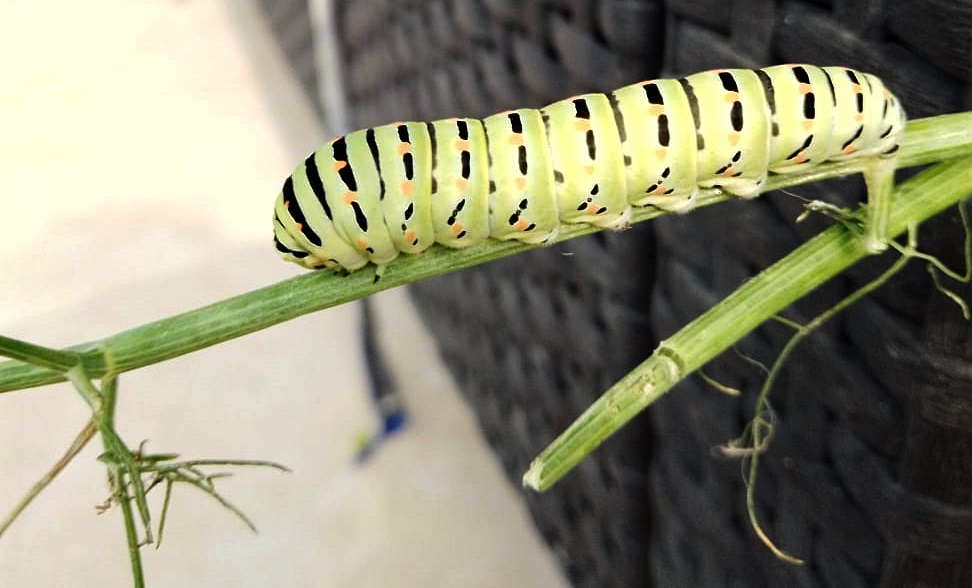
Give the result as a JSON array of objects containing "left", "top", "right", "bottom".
[
  {"left": 727, "top": 132, "right": 741, "bottom": 146},
  {"left": 514, "top": 177, "right": 527, "bottom": 191},
  {"left": 508, "top": 134, "right": 524, "bottom": 146},
  {"left": 454, "top": 139, "right": 469, "bottom": 151},
  {"left": 843, "top": 145, "right": 857, "bottom": 154},
  {"left": 647, "top": 104, "right": 665, "bottom": 117},
  {"left": 723, "top": 92, "right": 740, "bottom": 103},
  {"left": 655, "top": 148, "right": 667, "bottom": 160},
  {"left": 400, "top": 180, "right": 413, "bottom": 197},
  {"left": 798, "top": 83, "right": 812, "bottom": 95},
  {"left": 802, "top": 120, "right": 814, "bottom": 131},
  {"left": 455, "top": 178, "right": 468, "bottom": 192},
  {"left": 451, "top": 223, "right": 464, "bottom": 236},
  {"left": 355, "top": 239, "right": 369, "bottom": 250},
  {"left": 396, "top": 142, "right": 411, "bottom": 156},
  {"left": 584, "top": 164, "right": 595, "bottom": 175},
  {"left": 574, "top": 120, "right": 591, "bottom": 131},
  {"left": 295, "top": 222, "right": 303, "bottom": 230},
  {"left": 284, "top": 199, "right": 291, "bottom": 208},
  {"left": 333, "top": 161, "right": 347, "bottom": 172},
  {"left": 344, "top": 191, "right": 356, "bottom": 204},
  {"left": 513, "top": 218, "right": 530, "bottom": 231},
  {"left": 855, "top": 113, "right": 864, "bottom": 122},
  {"left": 403, "top": 230, "right": 416, "bottom": 243},
  {"left": 793, "top": 154, "right": 809, "bottom": 164}
]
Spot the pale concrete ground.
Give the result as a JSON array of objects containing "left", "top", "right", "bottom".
[{"left": 0, "top": 1, "right": 568, "bottom": 586}]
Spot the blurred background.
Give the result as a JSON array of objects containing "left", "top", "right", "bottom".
[
  {"left": 2, "top": 1, "right": 970, "bottom": 587},
  {"left": 0, "top": 2, "right": 566, "bottom": 586}
]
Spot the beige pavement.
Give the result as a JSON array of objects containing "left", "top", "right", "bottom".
[{"left": 0, "top": 1, "right": 567, "bottom": 585}]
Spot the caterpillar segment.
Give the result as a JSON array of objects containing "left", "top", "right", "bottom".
[
  {"left": 612, "top": 77, "right": 699, "bottom": 210},
  {"left": 542, "top": 94, "right": 629, "bottom": 229},
  {"left": 683, "top": 68, "right": 774, "bottom": 197},
  {"left": 481, "top": 108, "right": 560, "bottom": 243},
  {"left": 759, "top": 64, "right": 838, "bottom": 172},
  {"left": 427, "top": 118, "right": 491, "bottom": 248},
  {"left": 274, "top": 64, "right": 905, "bottom": 271}
]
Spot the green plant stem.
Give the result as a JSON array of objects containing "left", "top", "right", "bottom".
[
  {"left": 0, "top": 335, "right": 152, "bottom": 580},
  {"left": 523, "top": 154, "right": 972, "bottom": 491},
  {"left": 0, "top": 113, "right": 970, "bottom": 395},
  {"left": 115, "top": 478, "right": 146, "bottom": 588},
  {"left": 0, "top": 335, "right": 80, "bottom": 372},
  {"left": 87, "top": 375, "right": 154, "bottom": 542}
]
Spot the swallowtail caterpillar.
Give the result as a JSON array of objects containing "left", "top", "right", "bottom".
[{"left": 273, "top": 64, "right": 906, "bottom": 272}]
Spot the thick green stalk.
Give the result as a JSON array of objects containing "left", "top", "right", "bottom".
[
  {"left": 523, "top": 155, "right": 972, "bottom": 491},
  {"left": 0, "top": 113, "right": 970, "bottom": 394}
]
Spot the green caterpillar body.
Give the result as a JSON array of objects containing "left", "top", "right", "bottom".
[{"left": 273, "top": 64, "right": 905, "bottom": 271}]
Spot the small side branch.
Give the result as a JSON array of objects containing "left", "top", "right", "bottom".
[{"left": 0, "top": 420, "right": 97, "bottom": 538}]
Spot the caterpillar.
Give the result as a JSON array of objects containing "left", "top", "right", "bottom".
[{"left": 273, "top": 64, "right": 905, "bottom": 272}]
